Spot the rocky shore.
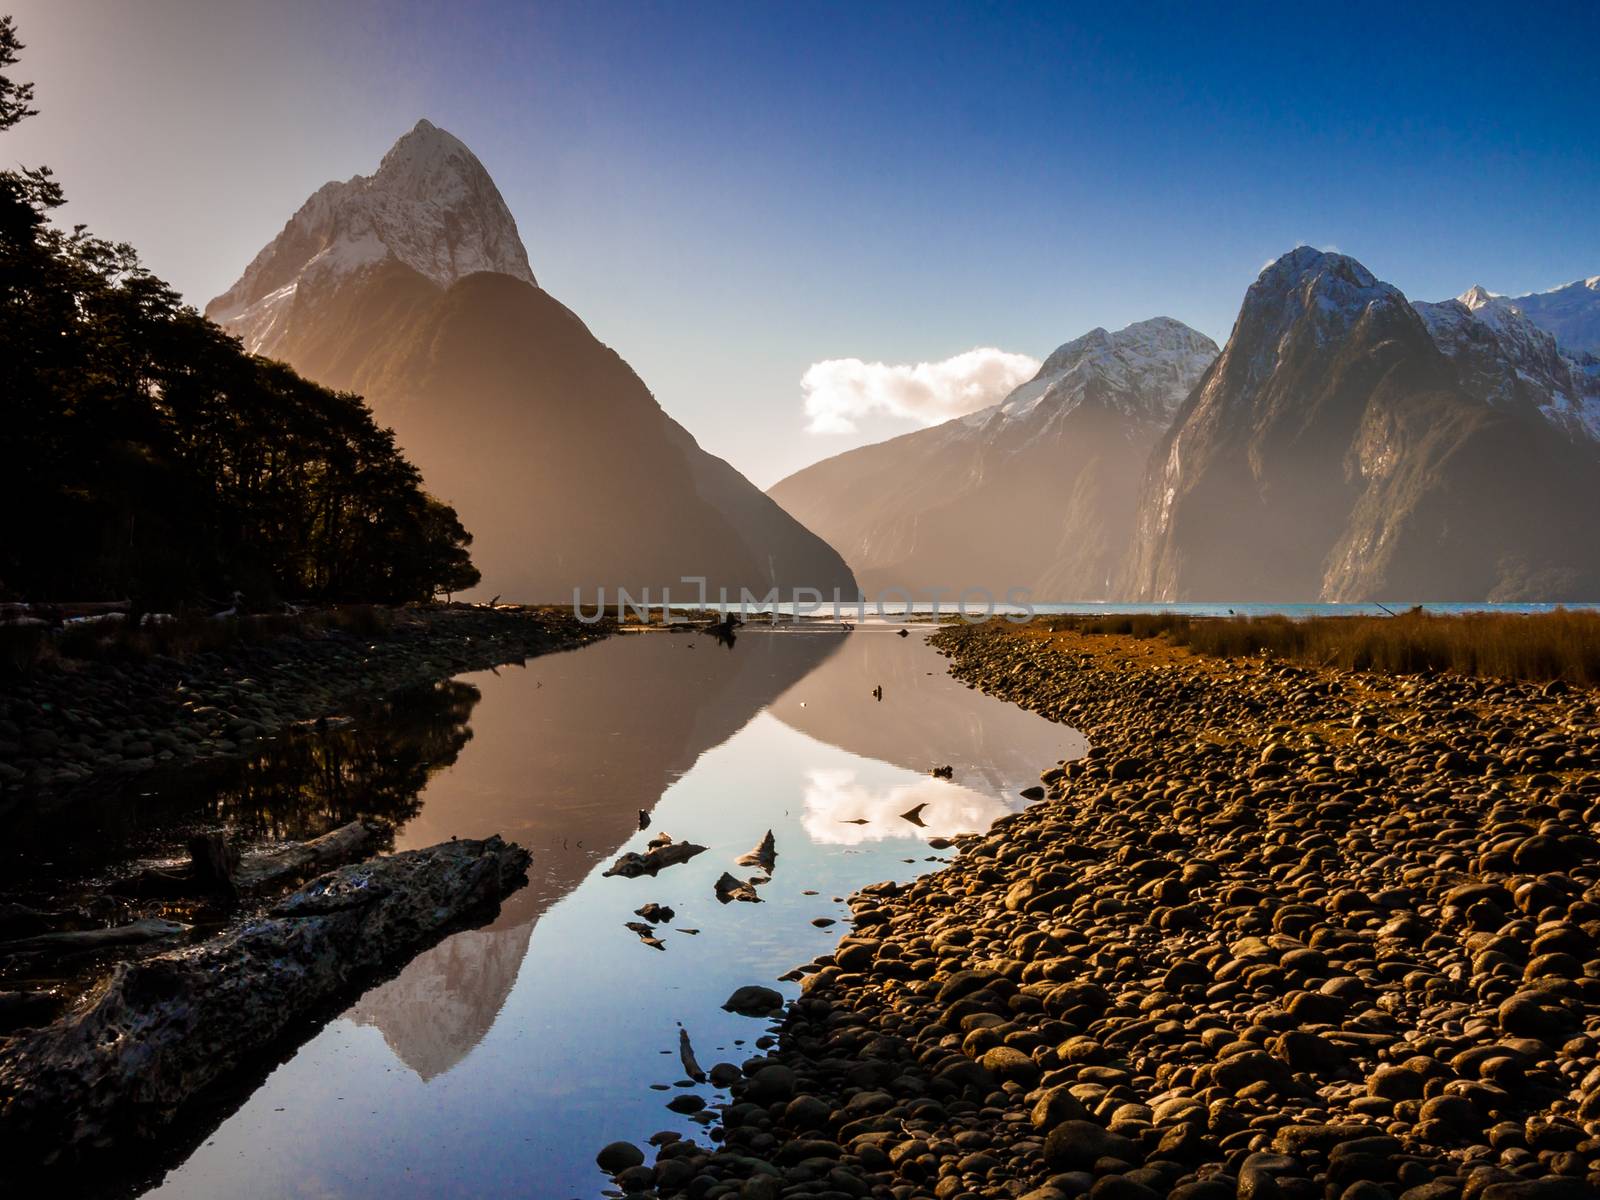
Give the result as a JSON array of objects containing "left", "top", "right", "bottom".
[
  {"left": 611, "top": 619, "right": 1600, "bottom": 1200},
  {"left": 0, "top": 605, "right": 605, "bottom": 804}
]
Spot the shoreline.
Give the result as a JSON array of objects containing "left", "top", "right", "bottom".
[
  {"left": 0, "top": 606, "right": 609, "bottom": 810},
  {"left": 619, "top": 619, "right": 1600, "bottom": 1200}
]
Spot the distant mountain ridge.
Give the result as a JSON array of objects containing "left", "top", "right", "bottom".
[
  {"left": 1453, "top": 276, "right": 1600, "bottom": 358},
  {"left": 1415, "top": 290, "right": 1600, "bottom": 444},
  {"left": 208, "top": 120, "right": 856, "bottom": 602},
  {"left": 780, "top": 246, "right": 1600, "bottom": 603},
  {"left": 769, "top": 318, "right": 1218, "bottom": 599},
  {"left": 208, "top": 130, "right": 1600, "bottom": 606}
]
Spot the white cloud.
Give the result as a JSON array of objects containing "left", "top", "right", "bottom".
[
  {"left": 801, "top": 347, "right": 1040, "bottom": 434},
  {"left": 800, "top": 767, "right": 1014, "bottom": 845}
]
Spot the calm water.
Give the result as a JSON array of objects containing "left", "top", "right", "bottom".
[
  {"left": 682, "top": 600, "right": 1600, "bottom": 620},
  {"left": 122, "top": 626, "right": 1080, "bottom": 1199}
]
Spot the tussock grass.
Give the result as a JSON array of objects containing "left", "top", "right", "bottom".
[{"left": 1042, "top": 609, "right": 1600, "bottom": 686}]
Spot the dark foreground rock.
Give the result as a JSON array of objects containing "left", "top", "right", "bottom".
[
  {"left": 606, "top": 834, "right": 710, "bottom": 878},
  {"left": 0, "top": 835, "right": 530, "bottom": 1175},
  {"left": 615, "top": 620, "right": 1600, "bottom": 1199}
]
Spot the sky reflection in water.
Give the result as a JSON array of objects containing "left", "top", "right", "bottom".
[{"left": 144, "top": 627, "right": 1080, "bottom": 1200}]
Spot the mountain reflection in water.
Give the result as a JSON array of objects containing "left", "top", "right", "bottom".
[
  {"left": 141, "top": 627, "right": 1080, "bottom": 1200},
  {"left": 338, "top": 630, "right": 842, "bottom": 1082}
]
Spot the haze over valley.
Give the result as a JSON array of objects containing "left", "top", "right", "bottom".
[
  {"left": 193, "top": 115, "right": 1600, "bottom": 605},
  {"left": 207, "top": 120, "right": 855, "bottom": 603}
]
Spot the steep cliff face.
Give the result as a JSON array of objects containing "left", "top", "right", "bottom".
[
  {"left": 769, "top": 319, "right": 1217, "bottom": 599},
  {"left": 1124, "top": 248, "right": 1600, "bottom": 602},
  {"left": 208, "top": 122, "right": 855, "bottom": 602}
]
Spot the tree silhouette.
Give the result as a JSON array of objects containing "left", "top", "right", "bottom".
[{"left": 0, "top": 17, "right": 479, "bottom": 606}]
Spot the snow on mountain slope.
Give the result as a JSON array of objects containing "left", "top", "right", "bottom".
[
  {"left": 207, "top": 120, "right": 534, "bottom": 355},
  {"left": 769, "top": 317, "right": 1216, "bottom": 599},
  {"left": 1418, "top": 286, "right": 1600, "bottom": 443},
  {"left": 1478, "top": 276, "right": 1600, "bottom": 357},
  {"left": 970, "top": 317, "right": 1217, "bottom": 430}
]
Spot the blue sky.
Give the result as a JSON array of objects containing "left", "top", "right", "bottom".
[{"left": 7, "top": 1, "right": 1598, "bottom": 484}]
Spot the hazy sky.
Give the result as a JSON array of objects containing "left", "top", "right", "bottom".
[{"left": 6, "top": 1, "right": 1598, "bottom": 486}]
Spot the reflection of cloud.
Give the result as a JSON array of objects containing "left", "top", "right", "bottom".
[
  {"left": 801, "top": 348, "right": 1040, "bottom": 433},
  {"left": 801, "top": 767, "right": 1016, "bottom": 845}
]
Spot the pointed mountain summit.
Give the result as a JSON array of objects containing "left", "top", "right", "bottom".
[
  {"left": 1124, "top": 247, "right": 1600, "bottom": 601},
  {"left": 209, "top": 121, "right": 855, "bottom": 602},
  {"left": 208, "top": 120, "right": 534, "bottom": 357},
  {"left": 769, "top": 318, "right": 1218, "bottom": 599}
]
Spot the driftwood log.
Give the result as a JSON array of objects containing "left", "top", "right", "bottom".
[
  {"left": 116, "top": 818, "right": 390, "bottom": 900},
  {"left": 0, "top": 917, "right": 190, "bottom": 961},
  {"left": 0, "top": 835, "right": 529, "bottom": 1172},
  {"left": 678, "top": 1027, "right": 705, "bottom": 1082},
  {"left": 233, "top": 817, "right": 390, "bottom": 893}
]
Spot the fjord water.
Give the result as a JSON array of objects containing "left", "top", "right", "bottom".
[{"left": 143, "top": 627, "right": 1080, "bottom": 1199}]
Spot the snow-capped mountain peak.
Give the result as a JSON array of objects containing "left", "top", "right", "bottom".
[
  {"left": 206, "top": 119, "right": 534, "bottom": 354},
  {"left": 1213, "top": 248, "right": 1412, "bottom": 397},
  {"left": 974, "top": 316, "right": 1217, "bottom": 428},
  {"left": 1441, "top": 274, "right": 1600, "bottom": 359},
  {"left": 1251, "top": 248, "right": 1405, "bottom": 337}
]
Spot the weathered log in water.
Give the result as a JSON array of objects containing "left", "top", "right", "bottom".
[
  {"left": 114, "top": 818, "right": 392, "bottom": 902},
  {"left": 233, "top": 817, "right": 392, "bottom": 893},
  {"left": 0, "top": 834, "right": 529, "bottom": 1175},
  {"left": 679, "top": 1027, "right": 706, "bottom": 1082},
  {"left": 0, "top": 916, "right": 191, "bottom": 960}
]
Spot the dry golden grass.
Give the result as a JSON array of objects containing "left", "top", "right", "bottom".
[{"left": 1039, "top": 608, "right": 1600, "bottom": 686}]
